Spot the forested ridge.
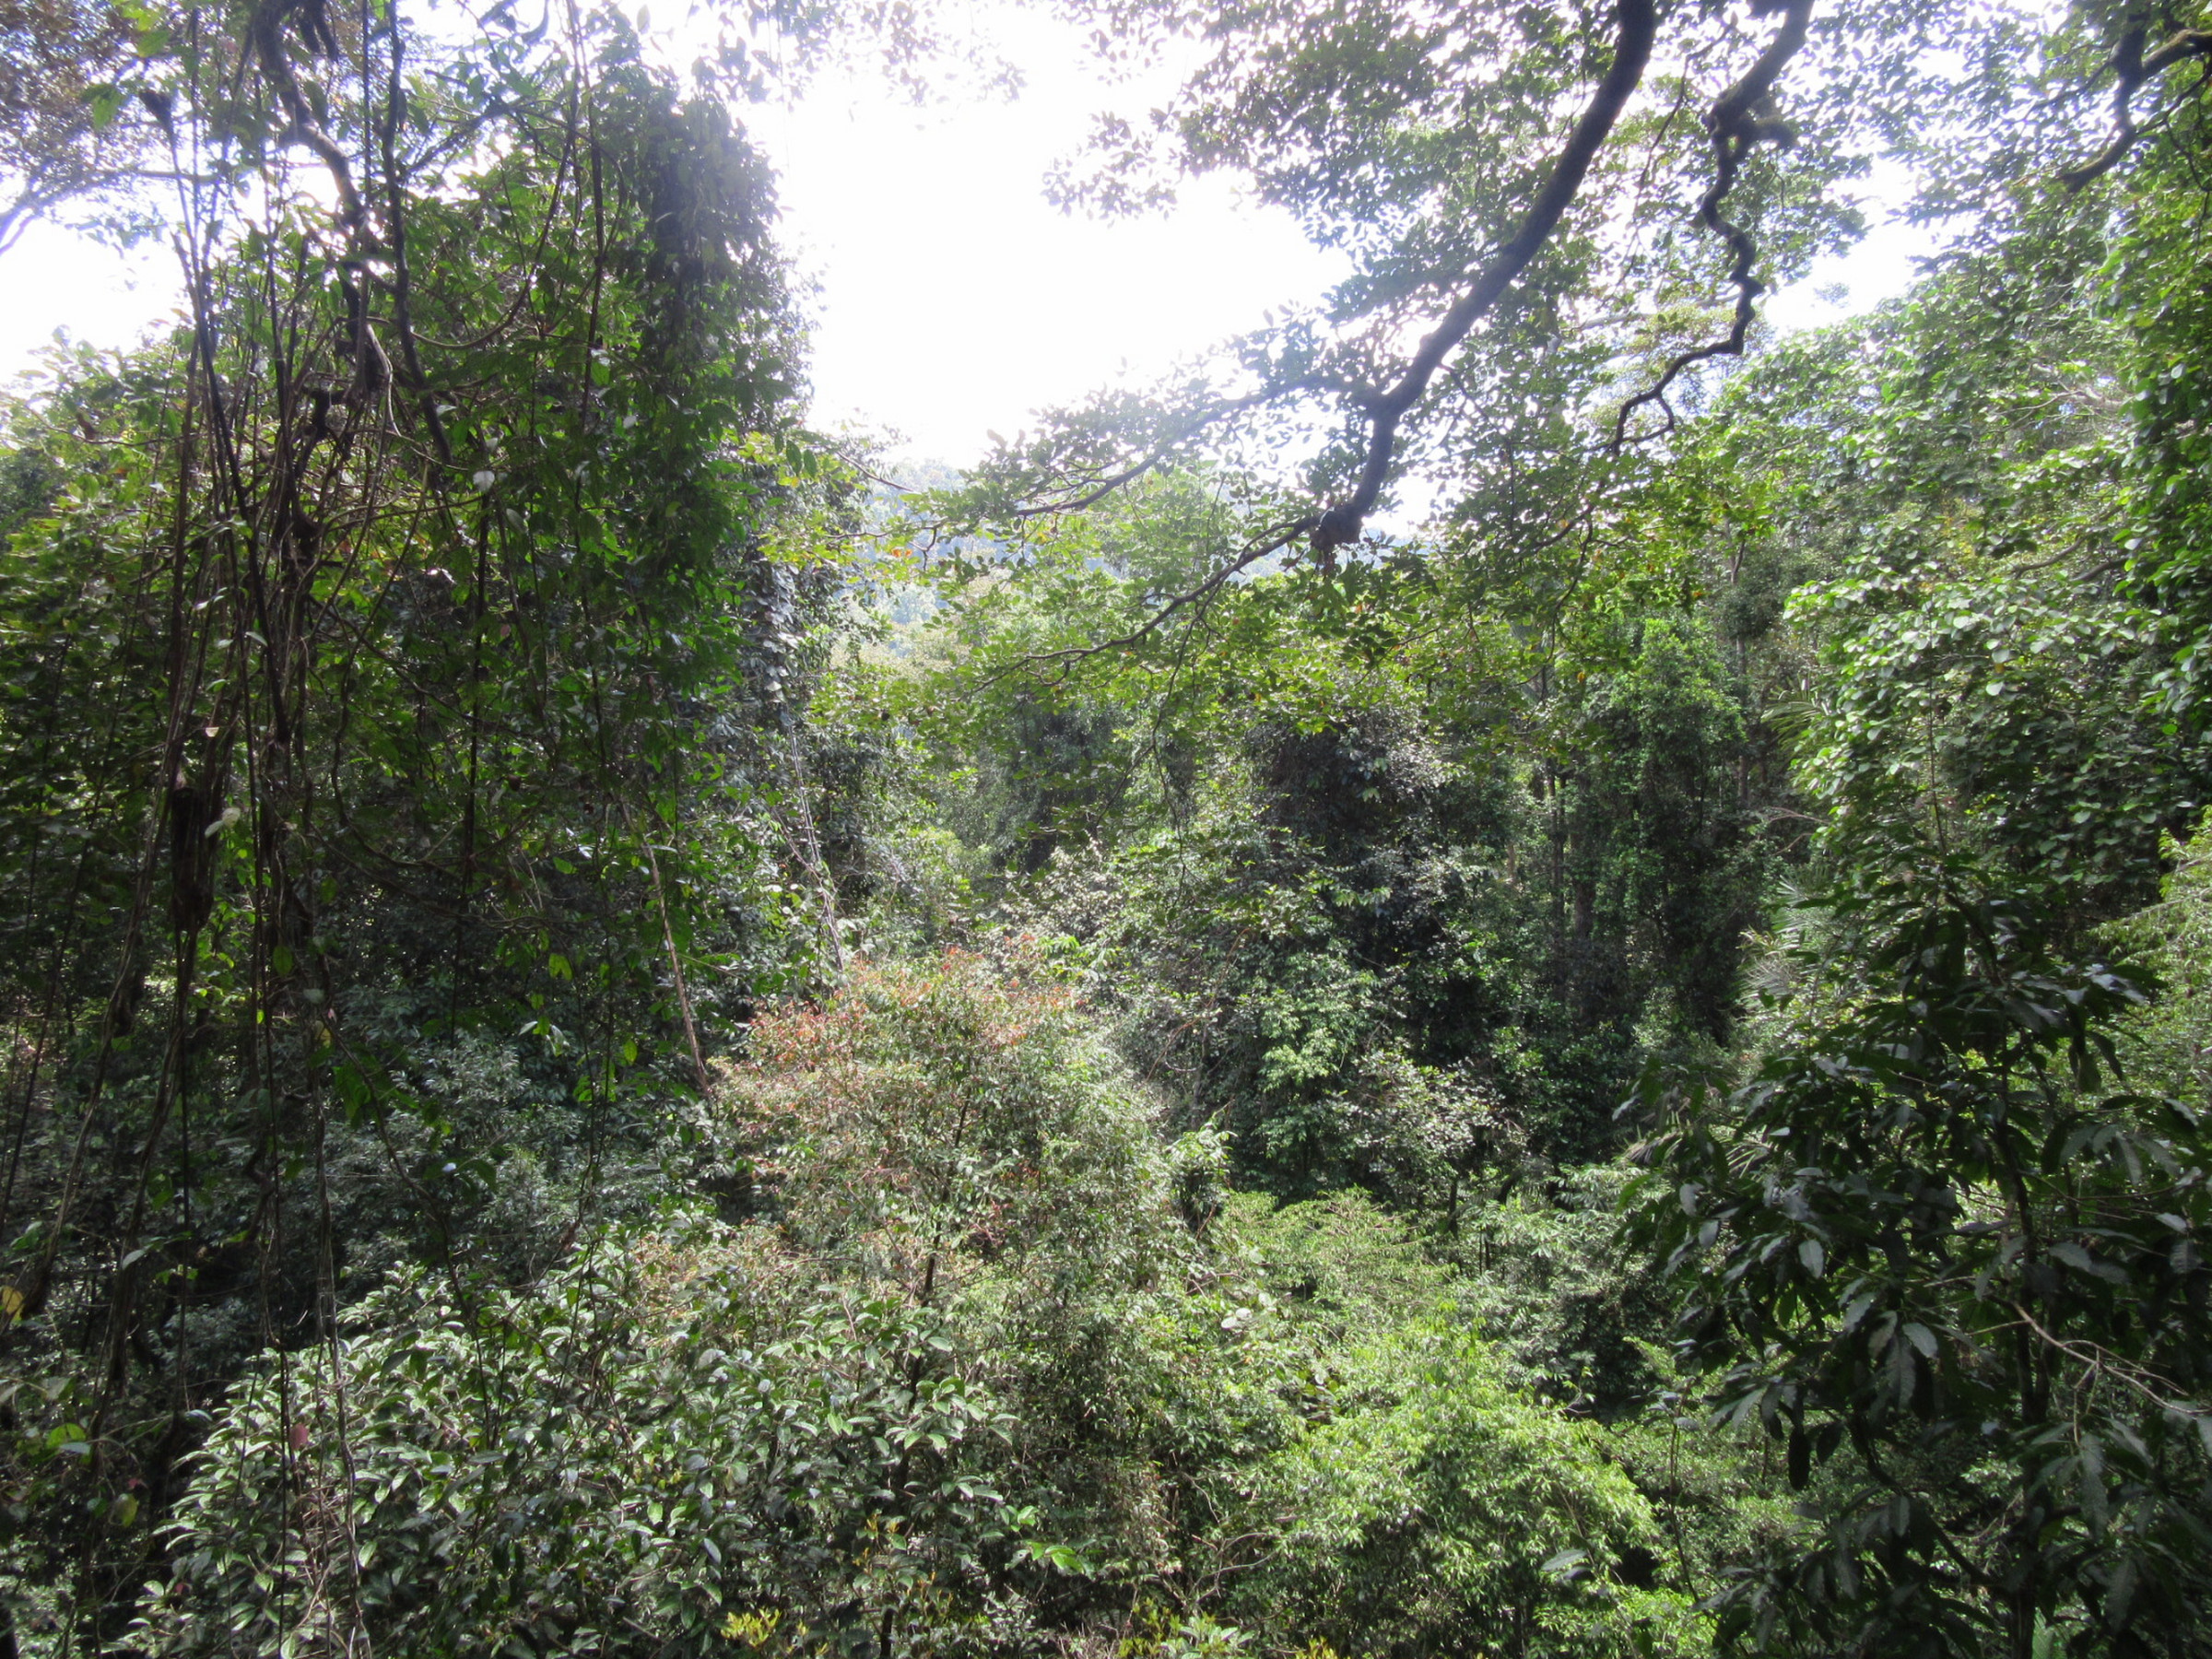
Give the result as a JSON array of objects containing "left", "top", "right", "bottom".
[{"left": 1, "top": 0, "right": 2211, "bottom": 1653}]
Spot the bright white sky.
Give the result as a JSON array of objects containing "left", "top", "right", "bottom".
[{"left": 0, "top": 6, "right": 1940, "bottom": 468}]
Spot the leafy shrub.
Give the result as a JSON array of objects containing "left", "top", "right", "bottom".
[
  {"left": 139, "top": 957, "right": 1714, "bottom": 1658},
  {"left": 143, "top": 953, "right": 1169, "bottom": 1657},
  {"left": 137, "top": 1237, "right": 1015, "bottom": 1658}
]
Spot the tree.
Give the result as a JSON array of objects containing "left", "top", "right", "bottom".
[
  {"left": 0, "top": 0, "right": 156, "bottom": 253},
  {"left": 0, "top": 0, "right": 899, "bottom": 1641},
  {"left": 1621, "top": 25, "right": 2212, "bottom": 1647},
  {"left": 945, "top": 0, "right": 2005, "bottom": 570}
]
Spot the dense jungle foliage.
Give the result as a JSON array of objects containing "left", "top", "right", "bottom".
[{"left": 2, "top": 0, "right": 2212, "bottom": 1654}]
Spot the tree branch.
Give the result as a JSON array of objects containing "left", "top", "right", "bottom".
[
  {"left": 1008, "top": 395, "right": 1270, "bottom": 518},
  {"left": 378, "top": 0, "right": 453, "bottom": 465},
  {"left": 1004, "top": 513, "right": 1318, "bottom": 684},
  {"left": 250, "top": 0, "right": 375, "bottom": 244},
  {"left": 2058, "top": 23, "right": 2212, "bottom": 190},
  {"left": 1610, "top": 0, "right": 1817, "bottom": 452},
  {"left": 1308, "top": 0, "right": 1659, "bottom": 558}
]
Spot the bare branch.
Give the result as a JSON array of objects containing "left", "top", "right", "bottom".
[{"left": 2007, "top": 1303, "right": 2206, "bottom": 1418}]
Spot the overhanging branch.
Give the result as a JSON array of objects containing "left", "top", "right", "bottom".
[
  {"left": 1307, "top": 0, "right": 1659, "bottom": 558},
  {"left": 1008, "top": 394, "right": 1273, "bottom": 519},
  {"left": 1610, "top": 0, "right": 1817, "bottom": 451},
  {"left": 1004, "top": 513, "right": 1318, "bottom": 684},
  {"left": 2058, "top": 23, "right": 2212, "bottom": 190},
  {"left": 251, "top": 0, "right": 376, "bottom": 242}
]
